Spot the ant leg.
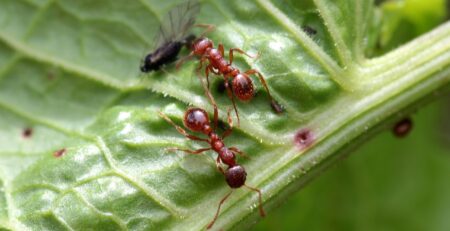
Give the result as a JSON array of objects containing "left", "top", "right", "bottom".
[
  {"left": 176, "top": 51, "right": 195, "bottom": 70},
  {"left": 218, "top": 44, "right": 225, "bottom": 56},
  {"left": 194, "top": 57, "right": 214, "bottom": 89},
  {"left": 224, "top": 75, "right": 240, "bottom": 126},
  {"left": 195, "top": 56, "right": 207, "bottom": 73},
  {"left": 244, "top": 185, "right": 266, "bottom": 217},
  {"left": 244, "top": 69, "right": 271, "bottom": 99},
  {"left": 229, "top": 147, "right": 250, "bottom": 159},
  {"left": 221, "top": 108, "right": 234, "bottom": 139},
  {"left": 158, "top": 111, "right": 209, "bottom": 142},
  {"left": 244, "top": 69, "right": 281, "bottom": 112},
  {"left": 207, "top": 190, "right": 233, "bottom": 229},
  {"left": 166, "top": 147, "right": 211, "bottom": 154},
  {"left": 195, "top": 56, "right": 207, "bottom": 74},
  {"left": 205, "top": 67, "right": 210, "bottom": 89},
  {"left": 194, "top": 23, "right": 216, "bottom": 37},
  {"left": 215, "top": 156, "right": 225, "bottom": 175},
  {"left": 195, "top": 57, "right": 206, "bottom": 81},
  {"left": 200, "top": 74, "right": 219, "bottom": 130},
  {"left": 204, "top": 64, "right": 214, "bottom": 89},
  {"left": 208, "top": 66, "right": 221, "bottom": 89},
  {"left": 229, "top": 48, "right": 260, "bottom": 65}
]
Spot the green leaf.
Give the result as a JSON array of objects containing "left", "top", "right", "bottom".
[{"left": 0, "top": 0, "right": 448, "bottom": 230}]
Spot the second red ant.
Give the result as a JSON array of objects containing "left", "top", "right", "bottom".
[
  {"left": 177, "top": 24, "right": 283, "bottom": 124},
  {"left": 158, "top": 80, "right": 265, "bottom": 229}
]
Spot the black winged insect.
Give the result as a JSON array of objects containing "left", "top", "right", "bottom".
[{"left": 140, "top": 0, "right": 200, "bottom": 73}]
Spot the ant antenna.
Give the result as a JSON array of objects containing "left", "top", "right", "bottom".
[{"left": 194, "top": 23, "right": 215, "bottom": 37}]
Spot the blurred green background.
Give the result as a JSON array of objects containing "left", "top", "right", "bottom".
[{"left": 253, "top": 0, "right": 450, "bottom": 230}]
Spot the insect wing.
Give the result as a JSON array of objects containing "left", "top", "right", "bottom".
[{"left": 153, "top": 0, "right": 200, "bottom": 48}]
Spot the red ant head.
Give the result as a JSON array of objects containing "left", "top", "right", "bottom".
[
  {"left": 232, "top": 74, "right": 254, "bottom": 101},
  {"left": 192, "top": 37, "right": 213, "bottom": 56},
  {"left": 225, "top": 165, "right": 247, "bottom": 188},
  {"left": 184, "top": 108, "right": 211, "bottom": 133}
]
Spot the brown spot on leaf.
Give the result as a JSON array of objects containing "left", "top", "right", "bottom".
[
  {"left": 53, "top": 148, "right": 66, "bottom": 158},
  {"left": 294, "top": 129, "right": 314, "bottom": 150},
  {"left": 47, "top": 72, "right": 55, "bottom": 80},
  {"left": 22, "top": 127, "right": 33, "bottom": 138}
]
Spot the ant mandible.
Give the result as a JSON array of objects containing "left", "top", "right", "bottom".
[
  {"left": 158, "top": 80, "right": 265, "bottom": 229},
  {"left": 176, "top": 24, "right": 283, "bottom": 124}
]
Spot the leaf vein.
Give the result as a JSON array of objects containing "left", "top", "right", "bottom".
[
  {"left": 313, "top": 0, "right": 352, "bottom": 66},
  {"left": 95, "top": 137, "right": 186, "bottom": 217},
  {"left": 255, "top": 0, "right": 341, "bottom": 74},
  {"left": 0, "top": 32, "right": 130, "bottom": 91},
  {"left": 71, "top": 189, "right": 128, "bottom": 230}
]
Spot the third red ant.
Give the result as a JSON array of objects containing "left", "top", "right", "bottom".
[
  {"left": 177, "top": 24, "right": 283, "bottom": 124},
  {"left": 158, "top": 79, "right": 265, "bottom": 229}
]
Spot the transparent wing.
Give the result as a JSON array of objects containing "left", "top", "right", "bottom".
[{"left": 153, "top": 0, "right": 200, "bottom": 48}]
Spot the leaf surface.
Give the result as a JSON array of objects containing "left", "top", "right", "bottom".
[{"left": 0, "top": 0, "right": 449, "bottom": 230}]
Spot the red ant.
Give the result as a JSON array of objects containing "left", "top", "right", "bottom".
[
  {"left": 158, "top": 80, "right": 265, "bottom": 229},
  {"left": 177, "top": 25, "right": 283, "bottom": 124}
]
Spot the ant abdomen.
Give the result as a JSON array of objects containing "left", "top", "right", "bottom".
[
  {"left": 232, "top": 74, "right": 254, "bottom": 101},
  {"left": 225, "top": 165, "right": 247, "bottom": 188}
]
